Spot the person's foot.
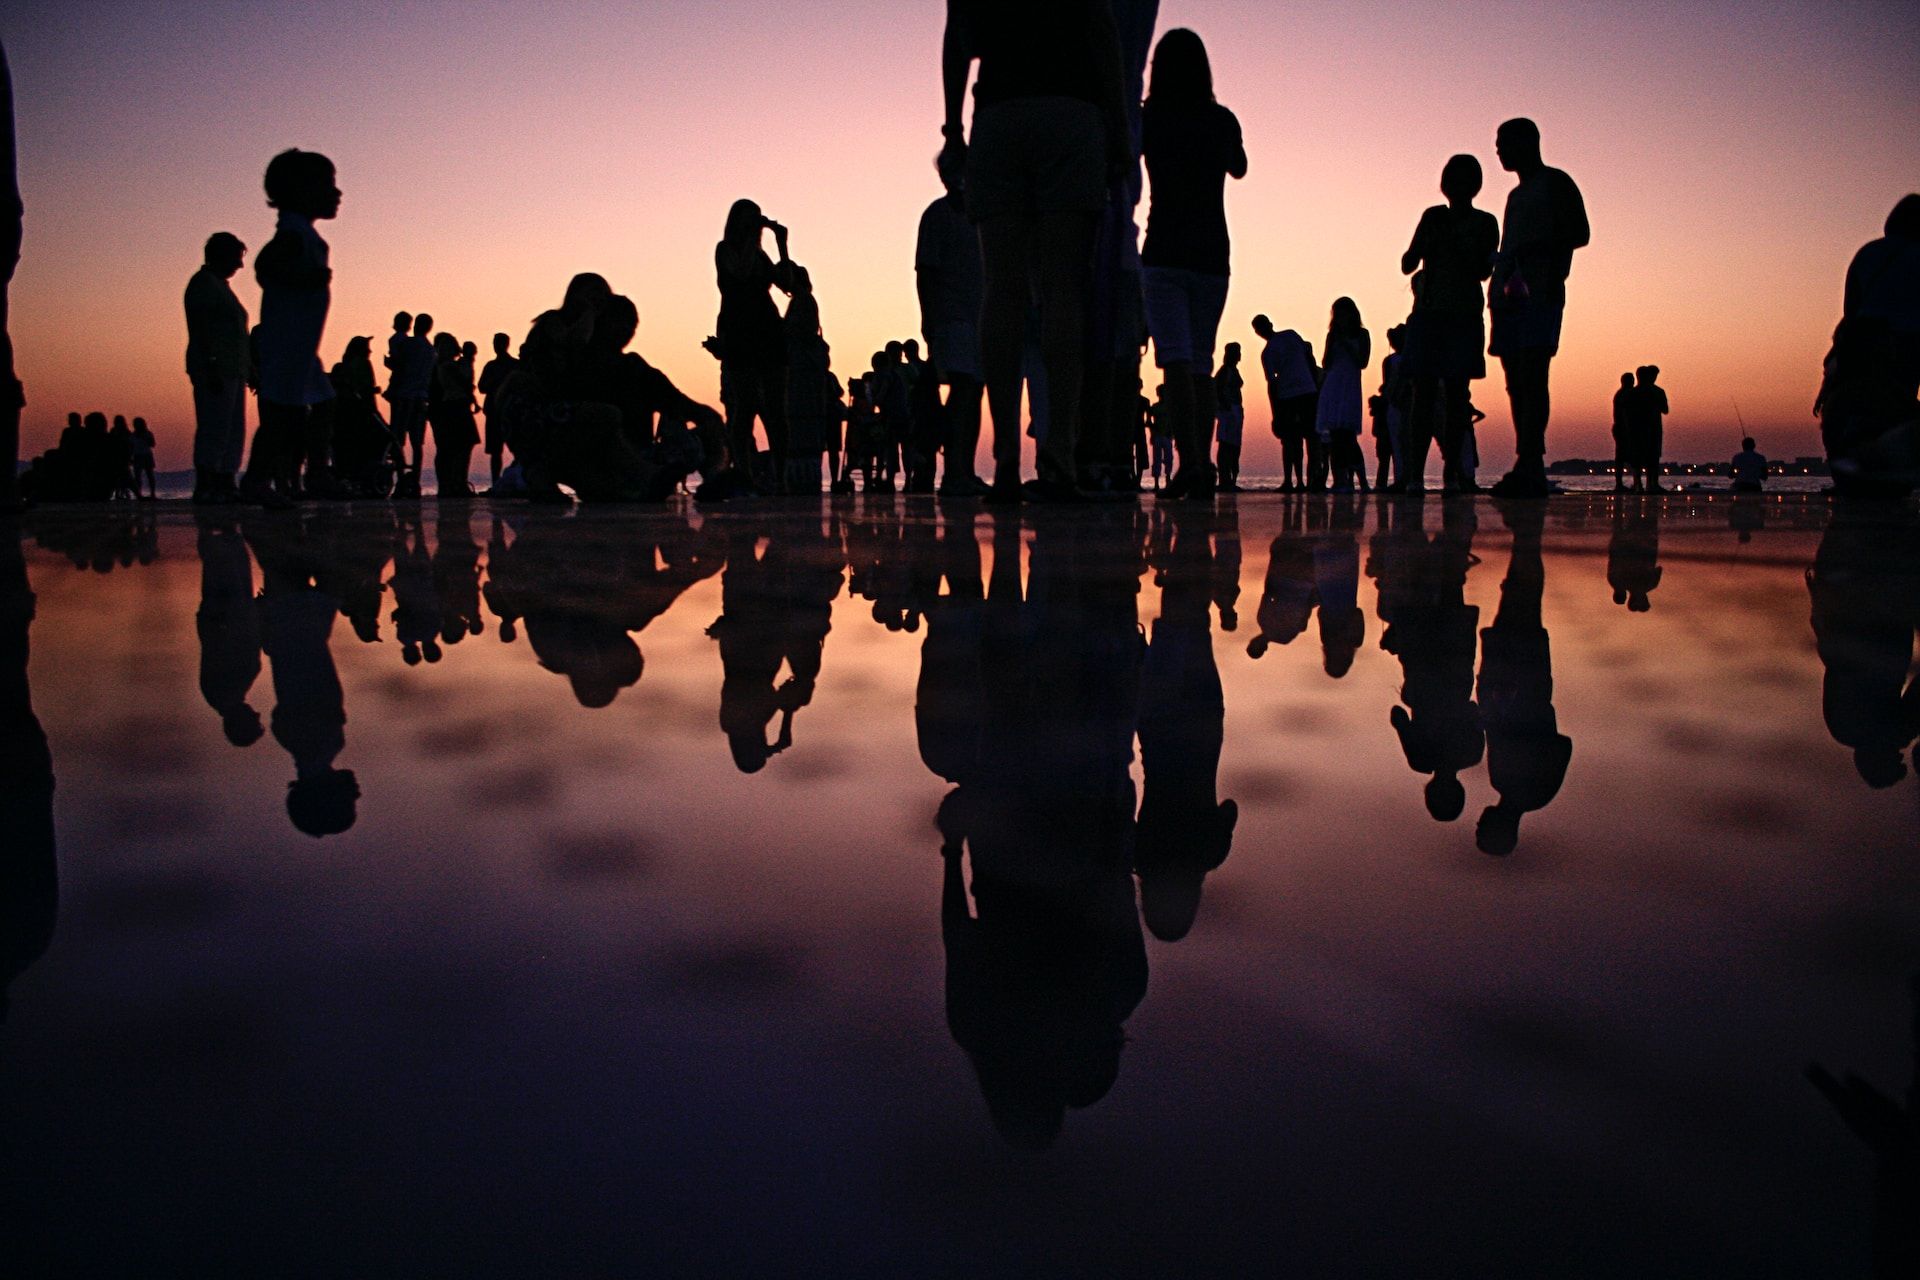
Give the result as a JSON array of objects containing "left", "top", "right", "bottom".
[
  {"left": 1648, "top": 480, "right": 1666, "bottom": 493},
  {"left": 982, "top": 477, "right": 1024, "bottom": 506},
  {"left": 938, "top": 474, "right": 991, "bottom": 498},
  {"left": 1161, "top": 468, "right": 1194, "bottom": 501},
  {"left": 1489, "top": 472, "right": 1550, "bottom": 499},
  {"left": 239, "top": 476, "right": 293, "bottom": 510},
  {"left": 305, "top": 469, "right": 351, "bottom": 500},
  {"left": 1022, "top": 476, "right": 1087, "bottom": 503}
]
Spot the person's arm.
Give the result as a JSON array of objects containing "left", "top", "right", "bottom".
[
  {"left": 1401, "top": 211, "right": 1429, "bottom": 277},
  {"left": 940, "top": 1, "right": 975, "bottom": 169},
  {"left": 1558, "top": 171, "right": 1591, "bottom": 254},
  {"left": 1222, "top": 108, "right": 1248, "bottom": 181}
]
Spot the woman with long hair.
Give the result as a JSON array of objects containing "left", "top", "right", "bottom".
[
  {"left": 1315, "top": 298, "right": 1371, "bottom": 492},
  {"left": 715, "top": 198, "right": 799, "bottom": 492},
  {"left": 1140, "top": 27, "right": 1246, "bottom": 500}
]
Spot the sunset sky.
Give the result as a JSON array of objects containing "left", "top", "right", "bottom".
[{"left": 4, "top": 0, "right": 1916, "bottom": 473}]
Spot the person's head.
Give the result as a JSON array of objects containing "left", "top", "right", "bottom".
[
  {"left": 492, "top": 332, "right": 511, "bottom": 356},
  {"left": 723, "top": 198, "right": 764, "bottom": 249},
  {"left": 413, "top": 313, "right": 434, "bottom": 338},
  {"left": 1330, "top": 297, "right": 1362, "bottom": 335},
  {"left": 1440, "top": 153, "right": 1483, "bottom": 204},
  {"left": 1223, "top": 341, "right": 1241, "bottom": 365},
  {"left": 935, "top": 144, "right": 966, "bottom": 197},
  {"left": 1855, "top": 747, "right": 1908, "bottom": 789},
  {"left": 112, "top": 415, "right": 128, "bottom": 432},
  {"left": 885, "top": 340, "right": 904, "bottom": 363},
  {"left": 904, "top": 338, "right": 920, "bottom": 362},
  {"left": 203, "top": 231, "right": 246, "bottom": 277},
  {"left": 1425, "top": 775, "right": 1467, "bottom": 822},
  {"left": 287, "top": 768, "right": 360, "bottom": 837},
  {"left": 84, "top": 411, "right": 107, "bottom": 432},
  {"left": 133, "top": 416, "right": 148, "bottom": 434},
  {"left": 1386, "top": 324, "right": 1405, "bottom": 352},
  {"left": 600, "top": 294, "right": 640, "bottom": 351},
  {"left": 1495, "top": 118, "right": 1542, "bottom": 174},
  {"left": 344, "top": 335, "right": 372, "bottom": 362},
  {"left": 392, "top": 311, "right": 412, "bottom": 334},
  {"left": 1640, "top": 364, "right": 1660, "bottom": 385},
  {"left": 1742, "top": 436, "right": 1756, "bottom": 452},
  {"left": 870, "top": 350, "right": 887, "bottom": 374},
  {"left": 461, "top": 340, "right": 478, "bottom": 361},
  {"left": 1885, "top": 194, "right": 1920, "bottom": 241},
  {"left": 1147, "top": 27, "right": 1214, "bottom": 108},
  {"left": 263, "top": 148, "right": 341, "bottom": 219},
  {"left": 433, "top": 332, "right": 458, "bottom": 360},
  {"left": 66, "top": 411, "right": 80, "bottom": 429},
  {"left": 1251, "top": 313, "right": 1274, "bottom": 338},
  {"left": 1621, "top": 372, "right": 1635, "bottom": 388}
]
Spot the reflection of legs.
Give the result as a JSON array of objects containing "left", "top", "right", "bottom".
[
  {"left": 978, "top": 216, "right": 1033, "bottom": 487},
  {"left": 1032, "top": 211, "right": 1097, "bottom": 484}
]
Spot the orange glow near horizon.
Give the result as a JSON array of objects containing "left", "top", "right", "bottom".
[{"left": 5, "top": 0, "right": 1917, "bottom": 473}]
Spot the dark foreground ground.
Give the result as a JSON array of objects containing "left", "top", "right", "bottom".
[{"left": 1, "top": 493, "right": 1915, "bottom": 1277}]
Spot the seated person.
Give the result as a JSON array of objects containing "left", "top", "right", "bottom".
[{"left": 1729, "top": 436, "right": 1767, "bottom": 493}]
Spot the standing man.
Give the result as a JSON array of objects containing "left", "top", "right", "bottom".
[
  {"left": 184, "top": 232, "right": 250, "bottom": 503},
  {"left": 1487, "top": 118, "right": 1588, "bottom": 499},
  {"left": 0, "top": 40, "right": 23, "bottom": 510},
  {"left": 477, "top": 331, "right": 518, "bottom": 489},
  {"left": 915, "top": 147, "right": 987, "bottom": 495}
]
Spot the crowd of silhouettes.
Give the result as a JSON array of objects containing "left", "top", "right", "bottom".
[{"left": 18, "top": 411, "right": 159, "bottom": 502}]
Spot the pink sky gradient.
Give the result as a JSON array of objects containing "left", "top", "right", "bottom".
[{"left": 4, "top": 0, "right": 1916, "bottom": 472}]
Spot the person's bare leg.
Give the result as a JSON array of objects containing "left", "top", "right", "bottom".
[
  {"left": 977, "top": 216, "right": 1034, "bottom": 490},
  {"left": 1031, "top": 210, "right": 1097, "bottom": 486}
]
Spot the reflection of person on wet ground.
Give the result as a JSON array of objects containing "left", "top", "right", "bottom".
[
  {"left": 388, "top": 514, "right": 442, "bottom": 666},
  {"left": 1137, "top": 504, "right": 1237, "bottom": 940},
  {"left": 0, "top": 519, "right": 58, "bottom": 1019},
  {"left": 432, "top": 508, "right": 485, "bottom": 646},
  {"left": 1807, "top": 972, "right": 1920, "bottom": 1278},
  {"left": 1807, "top": 509, "right": 1920, "bottom": 788},
  {"left": 1248, "top": 496, "right": 1317, "bottom": 657},
  {"left": 708, "top": 525, "right": 844, "bottom": 772},
  {"left": 242, "top": 518, "right": 358, "bottom": 837},
  {"left": 1312, "top": 496, "right": 1366, "bottom": 676},
  {"left": 194, "top": 514, "right": 265, "bottom": 746},
  {"left": 931, "top": 510, "right": 1147, "bottom": 1147},
  {"left": 1606, "top": 496, "right": 1662, "bottom": 612},
  {"left": 1475, "top": 502, "right": 1572, "bottom": 854},
  {"left": 1375, "top": 498, "right": 1483, "bottom": 820}
]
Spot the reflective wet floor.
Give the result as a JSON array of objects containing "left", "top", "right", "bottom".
[{"left": 1, "top": 494, "right": 1916, "bottom": 1277}]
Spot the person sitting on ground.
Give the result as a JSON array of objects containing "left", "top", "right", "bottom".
[
  {"left": 583, "top": 292, "right": 728, "bottom": 493},
  {"left": 1730, "top": 436, "right": 1767, "bottom": 493}
]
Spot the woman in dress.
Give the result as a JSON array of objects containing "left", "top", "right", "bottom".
[
  {"left": 715, "top": 199, "right": 799, "bottom": 492},
  {"left": 1315, "top": 298, "right": 1371, "bottom": 492}
]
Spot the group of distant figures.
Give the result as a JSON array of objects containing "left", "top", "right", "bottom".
[
  {"left": 17, "top": 411, "right": 157, "bottom": 502},
  {"left": 0, "top": 16, "right": 1916, "bottom": 513}
]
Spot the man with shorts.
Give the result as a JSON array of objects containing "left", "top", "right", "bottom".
[{"left": 941, "top": 0, "right": 1129, "bottom": 501}]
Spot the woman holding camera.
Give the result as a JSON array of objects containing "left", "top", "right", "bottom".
[{"left": 715, "top": 199, "right": 800, "bottom": 493}]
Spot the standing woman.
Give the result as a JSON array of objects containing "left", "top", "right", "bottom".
[
  {"left": 1315, "top": 298, "right": 1371, "bottom": 492},
  {"left": 1140, "top": 27, "right": 1247, "bottom": 500},
  {"left": 428, "top": 332, "right": 478, "bottom": 496},
  {"left": 715, "top": 199, "right": 799, "bottom": 493},
  {"left": 1400, "top": 154, "right": 1499, "bottom": 491}
]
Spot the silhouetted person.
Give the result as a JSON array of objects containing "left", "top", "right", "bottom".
[
  {"left": 1317, "top": 299, "right": 1371, "bottom": 493},
  {"left": 714, "top": 199, "right": 798, "bottom": 492},
  {"left": 241, "top": 149, "right": 342, "bottom": 507},
  {"left": 1214, "top": 342, "right": 1244, "bottom": 491},
  {"left": 1730, "top": 435, "right": 1767, "bottom": 492},
  {"left": 0, "top": 517, "right": 56, "bottom": 1021},
  {"left": 1401, "top": 154, "right": 1499, "bottom": 492},
  {"left": 389, "top": 514, "right": 442, "bottom": 666},
  {"left": 243, "top": 517, "right": 358, "bottom": 836},
  {"left": 1313, "top": 497, "right": 1366, "bottom": 675},
  {"left": 1807, "top": 508, "right": 1920, "bottom": 788},
  {"left": 185, "top": 231, "right": 251, "bottom": 503},
  {"left": 1610, "top": 372, "right": 1634, "bottom": 490},
  {"left": 329, "top": 335, "right": 392, "bottom": 492},
  {"left": 1138, "top": 28, "right": 1245, "bottom": 501},
  {"left": 131, "top": 417, "right": 156, "bottom": 499},
  {"left": 1628, "top": 364, "right": 1668, "bottom": 491},
  {"left": 478, "top": 332, "right": 518, "bottom": 489},
  {"left": 106, "top": 415, "right": 135, "bottom": 500},
  {"left": 784, "top": 272, "right": 836, "bottom": 494},
  {"left": 386, "top": 312, "right": 435, "bottom": 497},
  {"left": 0, "top": 41, "right": 21, "bottom": 510},
  {"left": 1606, "top": 495, "right": 1662, "bottom": 612},
  {"left": 583, "top": 293, "right": 727, "bottom": 494},
  {"left": 1475, "top": 501, "right": 1572, "bottom": 853},
  {"left": 1487, "top": 119, "right": 1590, "bottom": 498},
  {"left": 940, "top": 0, "right": 1130, "bottom": 501},
  {"left": 428, "top": 331, "right": 478, "bottom": 495},
  {"left": 708, "top": 524, "right": 843, "bottom": 770},
  {"left": 1255, "top": 314, "right": 1319, "bottom": 491},
  {"left": 1807, "top": 973, "right": 1920, "bottom": 1278},
  {"left": 432, "top": 508, "right": 485, "bottom": 645},
  {"left": 194, "top": 514, "right": 264, "bottom": 746},
  {"left": 1817, "top": 195, "right": 1920, "bottom": 496},
  {"left": 1136, "top": 504, "right": 1237, "bottom": 940},
  {"left": 1377, "top": 498, "right": 1483, "bottom": 820},
  {"left": 916, "top": 147, "right": 990, "bottom": 496},
  {"left": 1247, "top": 499, "right": 1317, "bottom": 657}
]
